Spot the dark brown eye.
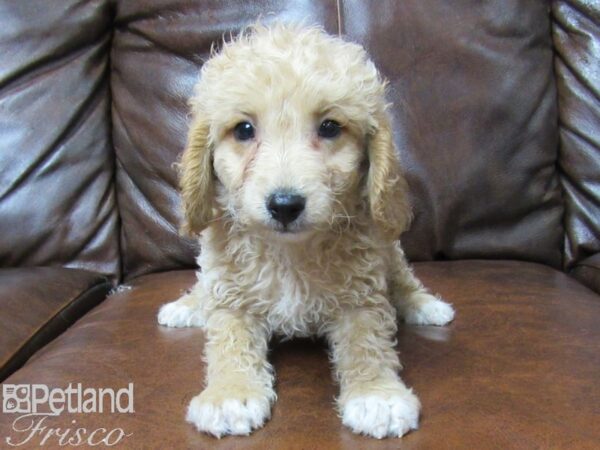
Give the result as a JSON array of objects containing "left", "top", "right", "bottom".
[
  {"left": 233, "top": 121, "right": 255, "bottom": 141},
  {"left": 318, "top": 119, "right": 342, "bottom": 138}
]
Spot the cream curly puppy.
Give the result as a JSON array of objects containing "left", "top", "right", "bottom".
[{"left": 158, "top": 23, "right": 454, "bottom": 439}]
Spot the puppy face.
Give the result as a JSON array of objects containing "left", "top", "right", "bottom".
[
  {"left": 213, "top": 100, "right": 364, "bottom": 238},
  {"left": 180, "top": 24, "right": 411, "bottom": 240}
]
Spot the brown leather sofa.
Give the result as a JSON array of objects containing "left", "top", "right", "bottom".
[{"left": 1, "top": 1, "right": 599, "bottom": 448}]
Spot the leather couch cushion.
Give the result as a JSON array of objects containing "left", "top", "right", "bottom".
[
  {"left": 570, "top": 253, "right": 600, "bottom": 294},
  {"left": 0, "top": 267, "right": 112, "bottom": 381},
  {"left": 1, "top": 261, "right": 598, "bottom": 448},
  {"left": 111, "top": 1, "right": 563, "bottom": 280},
  {"left": 0, "top": 0, "right": 120, "bottom": 278},
  {"left": 553, "top": 1, "right": 600, "bottom": 271},
  {"left": 343, "top": 1, "right": 564, "bottom": 267}
]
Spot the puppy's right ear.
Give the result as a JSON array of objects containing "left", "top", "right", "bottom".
[
  {"left": 366, "top": 110, "right": 412, "bottom": 239},
  {"left": 179, "top": 114, "right": 214, "bottom": 236}
]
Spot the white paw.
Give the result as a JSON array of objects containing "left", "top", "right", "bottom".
[
  {"left": 186, "top": 394, "right": 271, "bottom": 437},
  {"left": 342, "top": 391, "right": 420, "bottom": 439},
  {"left": 403, "top": 294, "right": 455, "bottom": 326},
  {"left": 157, "top": 299, "right": 204, "bottom": 328}
]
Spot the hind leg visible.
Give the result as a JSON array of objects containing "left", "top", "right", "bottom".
[{"left": 389, "top": 243, "right": 455, "bottom": 326}]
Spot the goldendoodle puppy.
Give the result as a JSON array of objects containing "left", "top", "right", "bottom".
[{"left": 158, "top": 23, "right": 455, "bottom": 439}]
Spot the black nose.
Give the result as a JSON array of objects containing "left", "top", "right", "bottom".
[{"left": 267, "top": 192, "right": 306, "bottom": 226}]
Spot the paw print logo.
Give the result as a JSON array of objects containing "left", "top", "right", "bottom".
[{"left": 2, "top": 385, "right": 31, "bottom": 413}]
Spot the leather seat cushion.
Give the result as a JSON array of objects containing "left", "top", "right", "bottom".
[
  {"left": 0, "top": 267, "right": 112, "bottom": 381},
  {"left": 1, "top": 261, "right": 599, "bottom": 448}
]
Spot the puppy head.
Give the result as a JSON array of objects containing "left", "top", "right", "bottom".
[{"left": 180, "top": 24, "right": 411, "bottom": 241}]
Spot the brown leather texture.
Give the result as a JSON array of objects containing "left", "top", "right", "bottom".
[
  {"left": 0, "top": 267, "right": 111, "bottom": 381},
  {"left": 342, "top": 1, "right": 564, "bottom": 268},
  {"left": 1, "top": 1, "right": 600, "bottom": 447},
  {"left": 553, "top": 1, "right": 600, "bottom": 273},
  {"left": 2, "top": 261, "right": 599, "bottom": 449},
  {"left": 0, "top": 0, "right": 120, "bottom": 279},
  {"left": 111, "top": 0, "right": 564, "bottom": 280},
  {"left": 570, "top": 253, "right": 600, "bottom": 294}
]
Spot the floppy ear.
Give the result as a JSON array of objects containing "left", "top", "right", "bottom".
[
  {"left": 178, "top": 114, "right": 214, "bottom": 236},
  {"left": 367, "top": 111, "right": 412, "bottom": 239}
]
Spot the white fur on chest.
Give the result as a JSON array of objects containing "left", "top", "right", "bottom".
[
  {"left": 197, "top": 230, "right": 385, "bottom": 338},
  {"left": 265, "top": 269, "right": 324, "bottom": 338},
  {"left": 253, "top": 255, "right": 337, "bottom": 338},
  {"left": 198, "top": 238, "right": 339, "bottom": 338}
]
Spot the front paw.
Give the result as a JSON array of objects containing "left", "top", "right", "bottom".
[
  {"left": 186, "top": 387, "right": 273, "bottom": 437},
  {"left": 341, "top": 389, "right": 420, "bottom": 439},
  {"left": 403, "top": 294, "right": 455, "bottom": 326},
  {"left": 157, "top": 297, "right": 204, "bottom": 328}
]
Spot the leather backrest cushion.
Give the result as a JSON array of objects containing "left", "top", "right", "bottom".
[
  {"left": 113, "top": 0, "right": 564, "bottom": 279},
  {"left": 552, "top": 1, "right": 600, "bottom": 270},
  {"left": 0, "top": 0, "right": 120, "bottom": 278},
  {"left": 341, "top": 1, "right": 564, "bottom": 266}
]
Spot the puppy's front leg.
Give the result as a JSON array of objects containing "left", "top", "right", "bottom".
[
  {"left": 187, "top": 309, "right": 275, "bottom": 437},
  {"left": 328, "top": 304, "right": 420, "bottom": 439}
]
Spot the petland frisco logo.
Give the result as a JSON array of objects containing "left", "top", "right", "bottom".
[{"left": 2, "top": 383, "right": 134, "bottom": 447}]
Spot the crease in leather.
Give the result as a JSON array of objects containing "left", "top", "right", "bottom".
[
  {"left": 106, "top": 9, "right": 124, "bottom": 284},
  {"left": 121, "top": 24, "right": 204, "bottom": 64},
  {"left": 570, "top": 267, "right": 600, "bottom": 295},
  {"left": 0, "top": 0, "right": 121, "bottom": 279},
  {"left": 569, "top": 253, "right": 600, "bottom": 294},
  {"left": 113, "top": 3, "right": 203, "bottom": 27},
  {"left": 0, "top": 9, "right": 111, "bottom": 94},
  {"left": 0, "top": 36, "right": 105, "bottom": 98},
  {"left": 1, "top": 40, "right": 111, "bottom": 202},
  {"left": 0, "top": 279, "right": 112, "bottom": 381},
  {"left": 112, "top": 109, "right": 182, "bottom": 237}
]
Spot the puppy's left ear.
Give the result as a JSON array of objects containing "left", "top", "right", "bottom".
[{"left": 366, "top": 110, "right": 412, "bottom": 239}]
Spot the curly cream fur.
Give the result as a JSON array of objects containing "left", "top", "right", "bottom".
[{"left": 158, "top": 23, "right": 454, "bottom": 439}]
